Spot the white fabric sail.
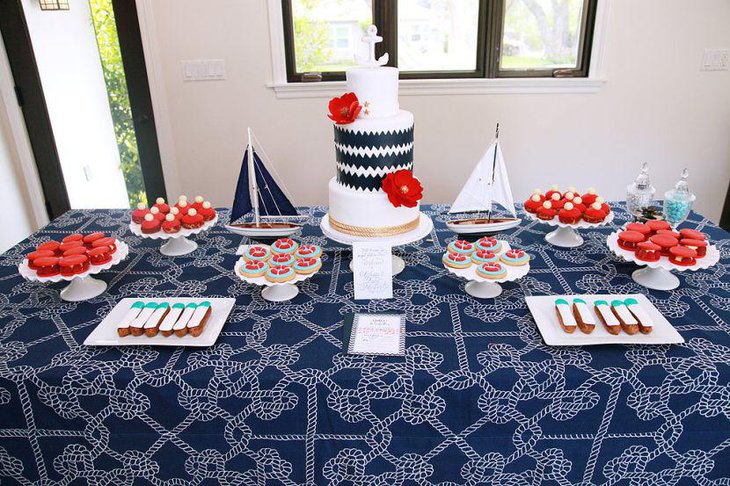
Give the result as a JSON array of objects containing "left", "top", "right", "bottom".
[{"left": 449, "top": 140, "right": 516, "bottom": 217}]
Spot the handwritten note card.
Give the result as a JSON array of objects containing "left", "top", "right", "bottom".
[
  {"left": 348, "top": 314, "right": 405, "bottom": 356},
  {"left": 352, "top": 242, "right": 393, "bottom": 300}
]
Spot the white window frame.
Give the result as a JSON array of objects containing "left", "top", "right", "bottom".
[{"left": 266, "top": 0, "right": 610, "bottom": 99}]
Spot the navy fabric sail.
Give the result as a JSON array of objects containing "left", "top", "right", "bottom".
[{"left": 231, "top": 148, "right": 298, "bottom": 222}]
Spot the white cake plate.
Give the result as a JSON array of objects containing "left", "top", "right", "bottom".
[
  {"left": 233, "top": 259, "right": 319, "bottom": 302},
  {"left": 18, "top": 240, "right": 130, "bottom": 302},
  {"left": 525, "top": 211, "right": 615, "bottom": 248},
  {"left": 606, "top": 231, "right": 720, "bottom": 291},
  {"left": 320, "top": 213, "right": 433, "bottom": 276},
  {"left": 129, "top": 214, "right": 218, "bottom": 256},
  {"left": 443, "top": 241, "right": 530, "bottom": 298}
]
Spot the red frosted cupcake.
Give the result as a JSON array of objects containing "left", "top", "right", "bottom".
[
  {"left": 181, "top": 208, "right": 204, "bottom": 229},
  {"left": 617, "top": 231, "right": 644, "bottom": 251},
  {"left": 545, "top": 185, "right": 561, "bottom": 200},
  {"left": 88, "top": 246, "right": 113, "bottom": 265},
  {"left": 649, "top": 234, "right": 679, "bottom": 256},
  {"left": 191, "top": 195, "right": 205, "bottom": 211},
  {"left": 27, "top": 250, "right": 56, "bottom": 270},
  {"left": 537, "top": 201, "right": 556, "bottom": 221},
  {"left": 558, "top": 202, "right": 582, "bottom": 224},
  {"left": 153, "top": 197, "right": 170, "bottom": 214},
  {"left": 581, "top": 188, "right": 598, "bottom": 206},
  {"left": 149, "top": 207, "right": 166, "bottom": 222},
  {"left": 594, "top": 196, "right": 610, "bottom": 214},
  {"left": 199, "top": 201, "right": 216, "bottom": 221},
  {"left": 583, "top": 202, "right": 607, "bottom": 223},
  {"left": 635, "top": 241, "right": 661, "bottom": 262},
  {"left": 549, "top": 193, "right": 565, "bottom": 210},
  {"left": 680, "top": 238, "right": 707, "bottom": 258},
  {"left": 141, "top": 213, "right": 161, "bottom": 234},
  {"left": 175, "top": 197, "right": 190, "bottom": 212},
  {"left": 571, "top": 196, "right": 587, "bottom": 213},
  {"left": 162, "top": 214, "right": 181, "bottom": 234},
  {"left": 524, "top": 194, "right": 543, "bottom": 213},
  {"left": 669, "top": 246, "right": 696, "bottom": 266},
  {"left": 34, "top": 256, "right": 60, "bottom": 277},
  {"left": 59, "top": 255, "right": 90, "bottom": 277}
]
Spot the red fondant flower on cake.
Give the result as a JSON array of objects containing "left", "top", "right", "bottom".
[
  {"left": 381, "top": 170, "right": 423, "bottom": 208},
  {"left": 327, "top": 92, "right": 362, "bottom": 124}
]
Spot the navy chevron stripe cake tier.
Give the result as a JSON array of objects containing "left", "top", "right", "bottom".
[
  {"left": 334, "top": 125, "right": 414, "bottom": 149},
  {"left": 335, "top": 144, "right": 413, "bottom": 169},
  {"left": 336, "top": 170, "right": 402, "bottom": 191}
]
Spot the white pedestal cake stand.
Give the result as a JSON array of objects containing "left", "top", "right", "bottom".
[
  {"left": 320, "top": 213, "right": 433, "bottom": 276},
  {"left": 18, "top": 240, "right": 130, "bottom": 301},
  {"left": 234, "top": 259, "right": 319, "bottom": 302},
  {"left": 606, "top": 231, "right": 720, "bottom": 290},
  {"left": 129, "top": 215, "right": 218, "bottom": 256},
  {"left": 525, "top": 211, "right": 615, "bottom": 248},
  {"left": 442, "top": 242, "right": 530, "bottom": 298}
]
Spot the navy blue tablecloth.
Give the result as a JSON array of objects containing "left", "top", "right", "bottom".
[{"left": 0, "top": 205, "right": 728, "bottom": 484}]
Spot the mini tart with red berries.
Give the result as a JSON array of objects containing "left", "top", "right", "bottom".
[
  {"left": 442, "top": 252, "right": 471, "bottom": 269},
  {"left": 669, "top": 246, "right": 697, "bottom": 266},
  {"left": 271, "top": 238, "right": 298, "bottom": 255},
  {"left": 635, "top": 241, "right": 661, "bottom": 262},
  {"left": 244, "top": 245, "right": 271, "bottom": 262},
  {"left": 500, "top": 249, "right": 530, "bottom": 266},
  {"left": 294, "top": 257, "right": 322, "bottom": 275},
  {"left": 476, "top": 262, "right": 507, "bottom": 280},
  {"left": 536, "top": 201, "right": 556, "bottom": 221},
  {"left": 447, "top": 240, "right": 475, "bottom": 255},
  {"left": 239, "top": 259, "right": 269, "bottom": 278},
  {"left": 265, "top": 265, "right": 295, "bottom": 283}
]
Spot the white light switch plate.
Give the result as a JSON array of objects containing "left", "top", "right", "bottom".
[
  {"left": 701, "top": 49, "right": 729, "bottom": 71},
  {"left": 181, "top": 59, "right": 226, "bottom": 81}
]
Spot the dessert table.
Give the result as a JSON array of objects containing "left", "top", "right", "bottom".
[{"left": 0, "top": 204, "right": 728, "bottom": 484}]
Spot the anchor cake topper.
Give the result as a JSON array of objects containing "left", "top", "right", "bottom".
[{"left": 355, "top": 25, "right": 389, "bottom": 67}]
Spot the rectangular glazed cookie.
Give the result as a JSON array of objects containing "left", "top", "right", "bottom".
[
  {"left": 130, "top": 303, "right": 158, "bottom": 337},
  {"left": 594, "top": 300, "right": 621, "bottom": 335},
  {"left": 144, "top": 303, "right": 170, "bottom": 337},
  {"left": 158, "top": 303, "right": 185, "bottom": 337},
  {"left": 173, "top": 303, "right": 198, "bottom": 337},
  {"left": 624, "top": 298, "right": 654, "bottom": 334},
  {"left": 186, "top": 301, "right": 212, "bottom": 337},
  {"left": 610, "top": 300, "right": 639, "bottom": 335},
  {"left": 572, "top": 298, "right": 595, "bottom": 334},
  {"left": 117, "top": 301, "right": 145, "bottom": 337},
  {"left": 555, "top": 298, "right": 577, "bottom": 333}
]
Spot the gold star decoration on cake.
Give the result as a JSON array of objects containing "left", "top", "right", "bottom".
[{"left": 363, "top": 101, "right": 370, "bottom": 116}]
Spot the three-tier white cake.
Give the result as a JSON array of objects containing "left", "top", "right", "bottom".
[{"left": 327, "top": 44, "right": 421, "bottom": 237}]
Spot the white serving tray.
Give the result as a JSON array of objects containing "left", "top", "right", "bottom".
[
  {"left": 525, "top": 293, "right": 685, "bottom": 346},
  {"left": 83, "top": 297, "right": 235, "bottom": 347}
]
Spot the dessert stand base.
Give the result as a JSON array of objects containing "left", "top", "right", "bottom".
[
  {"left": 465, "top": 280, "right": 503, "bottom": 299},
  {"left": 348, "top": 255, "right": 406, "bottom": 276},
  {"left": 59, "top": 276, "right": 108, "bottom": 302},
  {"left": 261, "top": 284, "right": 299, "bottom": 302},
  {"left": 631, "top": 267, "right": 680, "bottom": 291},
  {"left": 160, "top": 236, "right": 198, "bottom": 256},
  {"left": 545, "top": 226, "right": 584, "bottom": 248}
]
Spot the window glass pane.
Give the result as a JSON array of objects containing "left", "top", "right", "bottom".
[
  {"left": 501, "top": 0, "right": 585, "bottom": 70},
  {"left": 291, "top": 0, "right": 372, "bottom": 73},
  {"left": 398, "top": 0, "right": 480, "bottom": 72}
]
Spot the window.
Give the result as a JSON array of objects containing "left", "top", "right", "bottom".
[{"left": 281, "top": 0, "right": 597, "bottom": 82}]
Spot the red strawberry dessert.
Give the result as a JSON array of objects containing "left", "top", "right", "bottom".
[
  {"left": 679, "top": 228, "right": 706, "bottom": 241},
  {"left": 524, "top": 194, "right": 543, "bottom": 213},
  {"left": 181, "top": 208, "right": 204, "bottom": 229},
  {"left": 88, "top": 246, "right": 113, "bottom": 265},
  {"left": 581, "top": 188, "right": 598, "bottom": 205},
  {"left": 83, "top": 232, "right": 106, "bottom": 248},
  {"left": 545, "top": 185, "right": 561, "bottom": 200},
  {"left": 27, "top": 250, "right": 55, "bottom": 270},
  {"left": 558, "top": 202, "right": 582, "bottom": 224},
  {"left": 646, "top": 220, "right": 671, "bottom": 234},
  {"left": 617, "top": 230, "right": 645, "bottom": 251},
  {"left": 669, "top": 246, "right": 697, "bottom": 266},
  {"left": 141, "top": 213, "right": 161, "bottom": 234},
  {"left": 161, "top": 214, "right": 181, "bottom": 234},
  {"left": 583, "top": 202, "right": 607, "bottom": 223},
  {"left": 626, "top": 223, "right": 651, "bottom": 238},
  {"left": 37, "top": 240, "right": 61, "bottom": 255},
  {"left": 62, "top": 246, "right": 88, "bottom": 258},
  {"left": 92, "top": 237, "right": 117, "bottom": 254},
  {"left": 649, "top": 234, "right": 678, "bottom": 256},
  {"left": 153, "top": 197, "right": 170, "bottom": 214},
  {"left": 635, "top": 241, "right": 661, "bottom": 262},
  {"left": 199, "top": 201, "right": 216, "bottom": 221},
  {"left": 679, "top": 238, "right": 707, "bottom": 258},
  {"left": 537, "top": 201, "right": 556, "bottom": 221},
  {"left": 34, "top": 256, "right": 60, "bottom": 277},
  {"left": 59, "top": 254, "right": 90, "bottom": 277},
  {"left": 132, "top": 203, "right": 149, "bottom": 224}
]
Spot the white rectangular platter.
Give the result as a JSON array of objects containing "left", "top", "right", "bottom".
[
  {"left": 525, "top": 294, "right": 685, "bottom": 346},
  {"left": 84, "top": 297, "right": 235, "bottom": 347}
]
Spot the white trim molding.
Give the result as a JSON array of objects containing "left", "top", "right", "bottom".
[{"left": 266, "top": 0, "right": 610, "bottom": 98}]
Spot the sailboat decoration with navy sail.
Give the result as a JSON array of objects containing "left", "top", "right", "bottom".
[
  {"left": 446, "top": 124, "right": 521, "bottom": 234},
  {"left": 225, "top": 128, "right": 304, "bottom": 238}
]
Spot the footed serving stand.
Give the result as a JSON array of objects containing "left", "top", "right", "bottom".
[
  {"left": 233, "top": 259, "right": 319, "bottom": 302},
  {"left": 18, "top": 240, "right": 130, "bottom": 302},
  {"left": 526, "top": 212, "right": 615, "bottom": 248},
  {"left": 320, "top": 213, "right": 433, "bottom": 276},
  {"left": 129, "top": 215, "right": 218, "bottom": 256},
  {"left": 606, "top": 231, "right": 720, "bottom": 290}
]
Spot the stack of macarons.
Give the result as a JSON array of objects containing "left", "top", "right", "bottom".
[
  {"left": 25, "top": 233, "right": 120, "bottom": 278},
  {"left": 239, "top": 239, "right": 322, "bottom": 283},
  {"left": 132, "top": 196, "right": 217, "bottom": 235},
  {"left": 442, "top": 237, "right": 530, "bottom": 280},
  {"left": 524, "top": 186, "right": 611, "bottom": 224},
  {"left": 616, "top": 221, "right": 709, "bottom": 267}
]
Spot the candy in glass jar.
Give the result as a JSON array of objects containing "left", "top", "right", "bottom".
[{"left": 663, "top": 169, "right": 695, "bottom": 227}]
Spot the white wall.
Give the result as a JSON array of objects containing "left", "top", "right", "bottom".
[
  {"left": 23, "top": 0, "right": 129, "bottom": 209},
  {"left": 147, "top": 0, "right": 730, "bottom": 221}
]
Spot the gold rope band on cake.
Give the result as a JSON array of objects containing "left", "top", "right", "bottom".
[{"left": 329, "top": 215, "right": 420, "bottom": 237}]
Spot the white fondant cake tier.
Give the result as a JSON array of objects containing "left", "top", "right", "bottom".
[
  {"left": 336, "top": 110, "right": 413, "bottom": 135},
  {"left": 347, "top": 66, "right": 399, "bottom": 118},
  {"left": 328, "top": 177, "right": 419, "bottom": 234}
]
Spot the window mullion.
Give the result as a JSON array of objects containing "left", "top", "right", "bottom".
[{"left": 485, "top": 0, "right": 503, "bottom": 78}]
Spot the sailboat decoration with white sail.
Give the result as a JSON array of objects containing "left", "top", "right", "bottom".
[
  {"left": 225, "top": 128, "right": 305, "bottom": 238},
  {"left": 446, "top": 124, "right": 521, "bottom": 234}
]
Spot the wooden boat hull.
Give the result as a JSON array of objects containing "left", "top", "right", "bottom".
[
  {"left": 446, "top": 217, "right": 521, "bottom": 235},
  {"left": 225, "top": 222, "right": 301, "bottom": 239}
]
